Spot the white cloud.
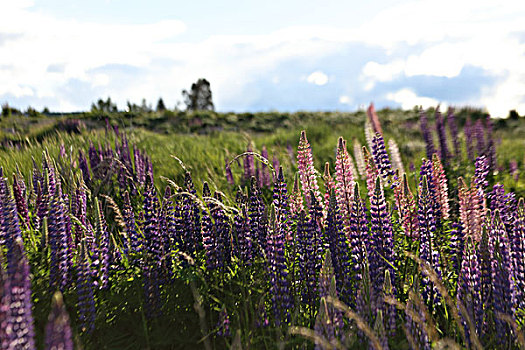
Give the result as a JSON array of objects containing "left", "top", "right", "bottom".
[
  {"left": 307, "top": 71, "right": 328, "bottom": 86},
  {"left": 339, "top": 95, "right": 352, "bottom": 104},
  {"left": 386, "top": 88, "right": 444, "bottom": 110}
]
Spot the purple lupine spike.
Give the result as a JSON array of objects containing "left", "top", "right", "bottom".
[
  {"left": 31, "top": 156, "right": 43, "bottom": 202},
  {"left": 77, "top": 242, "right": 96, "bottom": 335},
  {"left": 488, "top": 183, "right": 516, "bottom": 234},
  {"left": 273, "top": 166, "right": 289, "bottom": 238},
  {"left": 405, "top": 291, "right": 431, "bottom": 350},
  {"left": 420, "top": 110, "right": 435, "bottom": 159},
  {"left": 464, "top": 118, "right": 475, "bottom": 161},
  {"left": 255, "top": 162, "right": 262, "bottom": 188},
  {"left": 315, "top": 251, "right": 344, "bottom": 349},
  {"left": 457, "top": 238, "right": 482, "bottom": 340},
  {"left": 335, "top": 137, "right": 355, "bottom": 236},
  {"left": 473, "top": 155, "right": 489, "bottom": 203},
  {"left": 180, "top": 172, "right": 201, "bottom": 257},
  {"left": 143, "top": 176, "right": 162, "bottom": 318},
  {"left": 435, "top": 107, "right": 449, "bottom": 163},
  {"left": 449, "top": 222, "right": 464, "bottom": 273},
  {"left": 44, "top": 291, "right": 73, "bottom": 350},
  {"left": 159, "top": 187, "right": 174, "bottom": 278},
  {"left": 372, "top": 133, "right": 395, "bottom": 186},
  {"left": 289, "top": 173, "right": 304, "bottom": 222},
  {"left": 418, "top": 176, "right": 442, "bottom": 306},
  {"left": 248, "top": 177, "right": 267, "bottom": 256},
  {"left": 272, "top": 156, "right": 280, "bottom": 182},
  {"left": 363, "top": 146, "right": 379, "bottom": 200},
  {"left": 243, "top": 144, "right": 255, "bottom": 183},
  {"left": 0, "top": 262, "right": 9, "bottom": 349},
  {"left": 48, "top": 188, "right": 70, "bottom": 291},
  {"left": 4, "top": 239, "right": 35, "bottom": 350},
  {"left": 369, "top": 177, "right": 395, "bottom": 301},
  {"left": 488, "top": 211, "right": 516, "bottom": 344},
  {"left": 297, "top": 210, "right": 318, "bottom": 312},
  {"left": 13, "top": 173, "right": 30, "bottom": 229},
  {"left": 1, "top": 177, "right": 24, "bottom": 279},
  {"left": 233, "top": 200, "right": 252, "bottom": 266},
  {"left": 122, "top": 191, "right": 141, "bottom": 255},
  {"left": 446, "top": 107, "right": 461, "bottom": 160},
  {"left": 201, "top": 182, "right": 219, "bottom": 270},
  {"left": 420, "top": 159, "right": 442, "bottom": 229},
  {"left": 216, "top": 308, "right": 231, "bottom": 337},
  {"left": 225, "top": 158, "right": 234, "bottom": 185},
  {"left": 325, "top": 190, "right": 353, "bottom": 306},
  {"left": 261, "top": 145, "right": 271, "bottom": 187},
  {"left": 266, "top": 205, "right": 292, "bottom": 326},
  {"left": 94, "top": 198, "right": 111, "bottom": 290},
  {"left": 474, "top": 119, "right": 486, "bottom": 157},
  {"left": 512, "top": 199, "right": 525, "bottom": 311},
  {"left": 323, "top": 162, "right": 335, "bottom": 217},
  {"left": 297, "top": 130, "right": 323, "bottom": 210},
  {"left": 349, "top": 183, "right": 369, "bottom": 290}
]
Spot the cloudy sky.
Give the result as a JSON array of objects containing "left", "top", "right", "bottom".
[{"left": 2, "top": 0, "right": 525, "bottom": 117}]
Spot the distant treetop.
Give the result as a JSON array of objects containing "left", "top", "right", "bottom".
[{"left": 182, "top": 78, "right": 214, "bottom": 112}]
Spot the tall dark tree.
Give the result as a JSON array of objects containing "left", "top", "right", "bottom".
[
  {"left": 156, "top": 98, "right": 166, "bottom": 112},
  {"left": 182, "top": 78, "right": 214, "bottom": 111}
]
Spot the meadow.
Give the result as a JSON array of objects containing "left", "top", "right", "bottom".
[{"left": 1, "top": 105, "right": 525, "bottom": 349}]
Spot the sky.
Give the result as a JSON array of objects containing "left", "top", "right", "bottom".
[{"left": 2, "top": 0, "right": 525, "bottom": 117}]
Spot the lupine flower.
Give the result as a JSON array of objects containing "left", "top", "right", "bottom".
[
  {"left": 314, "top": 251, "right": 344, "bottom": 349},
  {"left": 122, "top": 191, "right": 141, "bottom": 255},
  {"left": 369, "top": 177, "right": 395, "bottom": 301},
  {"left": 13, "top": 173, "right": 30, "bottom": 229},
  {"left": 289, "top": 173, "right": 304, "bottom": 220},
  {"left": 449, "top": 222, "right": 464, "bottom": 273},
  {"left": 225, "top": 157, "right": 234, "bottom": 185},
  {"left": 353, "top": 139, "right": 366, "bottom": 179},
  {"left": 367, "top": 102, "right": 383, "bottom": 135},
  {"left": 335, "top": 137, "right": 355, "bottom": 233},
  {"left": 473, "top": 156, "right": 489, "bottom": 203},
  {"left": 323, "top": 162, "right": 335, "bottom": 216},
  {"left": 180, "top": 172, "right": 201, "bottom": 257},
  {"left": 484, "top": 115, "right": 497, "bottom": 171},
  {"left": 488, "top": 183, "right": 516, "bottom": 234},
  {"left": 431, "top": 154, "right": 449, "bottom": 220},
  {"left": 418, "top": 176, "right": 442, "bottom": 306},
  {"left": 272, "top": 156, "right": 280, "bottom": 182},
  {"left": 142, "top": 176, "right": 162, "bottom": 318},
  {"left": 77, "top": 242, "right": 96, "bottom": 335},
  {"left": 372, "top": 133, "right": 396, "bottom": 186},
  {"left": 48, "top": 189, "right": 70, "bottom": 291},
  {"left": 325, "top": 191, "right": 353, "bottom": 306},
  {"left": 388, "top": 138, "right": 404, "bottom": 175},
  {"left": 266, "top": 207, "right": 292, "bottom": 326},
  {"left": 201, "top": 184, "right": 218, "bottom": 269},
  {"left": 248, "top": 177, "right": 267, "bottom": 255},
  {"left": 446, "top": 107, "right": 461, "bottom": 159},
  {"left": 45, "top": 291, "right": 73, "bottom": 350},
  {"left": 419, "top": 159, "right": 442, "bottom": 229},
  {"left": 243, "top": 144, "right": 255, "bottom": 182},
  {"left": 94, "top": 198, "right": 111, "bottom": 290},
  {"left": 395, "top": 174, "right": 418, "bottom": 239},
  {"left": 297, "top": 130, "right": 323, "bottom": 209},
  {"left": 216, "top": 308, "right": 231, "bottom": 337},
  {"left": 233, "top": 202, "right": 252, "bottom": 265},
  {"left": 0, "top": 262, "right": 9, "bottom": 349},
  {"left": 474, "top": 119, "right": 486, "bottom": 157},
  {"left": 405, "top": 291, "right": 431, "bottom": 350},
  {"left": 261, "top": 145, "right": 271, "bottom": 187},
  {"left": 435, "top": 107, "right": 449, "bottom": 163},
  {"left": 363, "top": 146, "right": 379, "bottom": 200},
  {"left": 488, "top": 211, "right": 515, "bottom": 343},
  {"left": 420, "top": 110, "right": 435, "bottom": 159},
  {"left": 364, "top": 119, "right": 375, "bottom": 153},
  {"left": 159, "top": 187, "right": 175, "bottom": 278},
  {"left": 457, "top": 238, "right": 482, "bottom": 339},
  {"left": 4, "top": 239, "right": 35, "bottom": 350},
  {"left": 512, "top": 198, "right": 525, "bottom": 310},
  {"left": 297, "top": 210, "right": 319, "bottom": 311}
]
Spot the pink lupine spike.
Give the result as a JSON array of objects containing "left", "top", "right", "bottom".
[
  {"left": 297, "top": 130, "right": 323, "bottom": 210},
  {"left": 353, "top": 139, "right": 366, "bottom": 179},
  {"left": 388, "top": 139, "right": 404, "bottom": 175},
  {"left": 431, "top": 154, "right": 450, "bottom": 220},
  {"left": 363, "top": 146, "right": 379, "bottom": 200},
  {"left": 335, "top": 137, "right": 355, "bottom": 233},
  {"left": 323, "top": 162, "right": 335, "bottom": 217},
  {"left": 458, "top": 177, "right": 484, "bottom": 242},
  {"left": 289, "top": 172, "right": 304, "bottom": 217},
  {"left": 395, "top": 173, "right": 419, "bottom": 239},
  {"left": 367, "top": 102, "right": 383, "bottom": 135}
]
